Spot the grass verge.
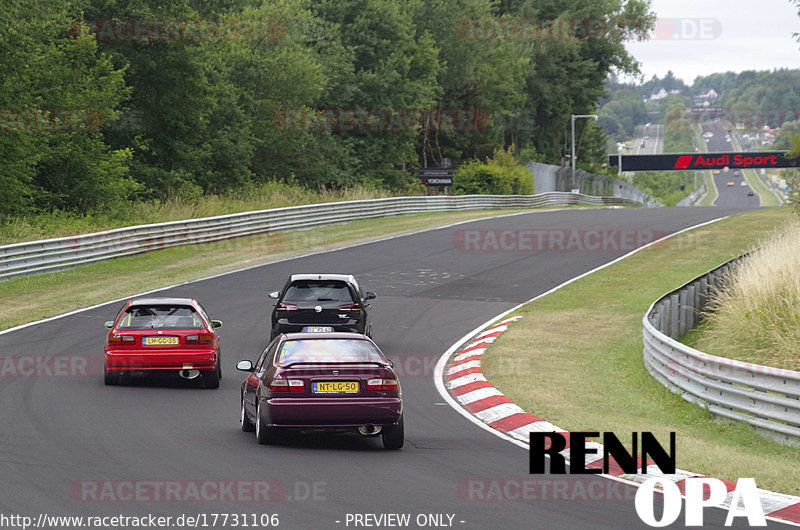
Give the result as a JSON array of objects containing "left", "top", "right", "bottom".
[
  {"left": 0, "top": 183, "right": 406, "bottom": 245},
  {"left": 695, "top": 127, "right": 718, "bottom": 206},
  {"left": 481, "top": 207, "right": 800, "bottom": 495},
  {"left": 0, "top": 206, "right": 590, "bottom": 331},
  {"left": 698, "top": 171, "right": 717, "bottom": 206},
  {"left": 687, "top": 219, "right": 800, "bottom": 371}
]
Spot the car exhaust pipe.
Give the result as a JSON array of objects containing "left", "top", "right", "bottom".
[
  {"left": 179, "top": 369, "right": 201, "bottom": 380},
  {"left": 358, "top": 424, "right": 382, "bottom": 436}
]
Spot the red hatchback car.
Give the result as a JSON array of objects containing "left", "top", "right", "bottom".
[
  {"left": 237, "top": 332, "right": 403, "bottom": 449},
  {"left": 103, "top": 297, "right": 223, "bottom": 388}
]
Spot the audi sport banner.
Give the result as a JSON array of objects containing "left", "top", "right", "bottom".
[{"left": 608, "top": 151, "right": 799, "bottom": 171}]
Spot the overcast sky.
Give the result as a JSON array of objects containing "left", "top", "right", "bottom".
[{"left": 623, "top": 0, "right": 800, "bottom": 85}]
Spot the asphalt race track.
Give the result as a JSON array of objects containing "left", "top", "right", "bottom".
[
  {"left": 703, "top": 126, "right": 762, "bottom": 208},
  {"left": 0, "top": 205, "right": 776, "bottom": 529}
]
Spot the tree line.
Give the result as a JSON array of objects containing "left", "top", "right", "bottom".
[{"left": 0, "top": 0, "right": 654, "bottom": 217}]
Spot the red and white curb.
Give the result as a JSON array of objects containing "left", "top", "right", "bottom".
[{"left": 440, "top": 315, "right": 800, "bottom": 526}]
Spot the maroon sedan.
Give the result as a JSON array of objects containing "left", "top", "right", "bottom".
[
  {"left": 237, "top": 332, "right": 403, "bottom": 449},
  {"left": 103, "top": 297, "right": 223, "bottom": 388}
]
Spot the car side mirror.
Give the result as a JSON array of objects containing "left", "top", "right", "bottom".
[
  {"left": 211, "top": 320, "right": 223, "bottom": 329},
  {"left": 236, "top": 360, "right": 254, "bottom": 372},
  {"left": 268, "top": 291, "right": 279, "bottom": 299},
  {"left": 104, "top": 321, "right": 114, "bottom": 329},
  {"left": 365, "top": 291, "right": 376, "bottom": 300},
  {"left": 387, "top": 359, "right": 394, "bottom": 368}
]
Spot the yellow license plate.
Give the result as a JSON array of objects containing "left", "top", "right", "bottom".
[
  {"left": 143, "top": 336, "right": 179, "bottom": 345},
  {"left": 313, "top": 381, "right": 359, "bottom": 393}
]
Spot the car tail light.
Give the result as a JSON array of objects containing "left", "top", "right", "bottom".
[
  {"left": 107, "top": 335, "right": 135, "bottom": 346},
  {"left": 186, "top": 334, "right": 215, "bottom": 345},
  {"left": 269, "top": 379, "right": 305, "bottom": 392},
  {"left": 366, "top": 378, "right": 398, "bottom": 391},
  {"left": 337, "top": 304, "right": 361, "bottom": 312},
  {"left": 276, "top": 303, "right": 299, "bottom": 312}
]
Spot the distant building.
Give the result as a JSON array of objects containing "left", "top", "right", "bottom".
[
  {"left": 647, "top": 88, "right": 668, "bottom": 101},
  {"left": 692, "top": 88, "right": 718, "bottom": 105}
]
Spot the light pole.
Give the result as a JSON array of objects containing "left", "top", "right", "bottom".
[
  {"left": 571, "top": 114, "right": 598, "bottom": 184},
  {"left": 616, "top": 142, "right": 625, "bottom": 177}
]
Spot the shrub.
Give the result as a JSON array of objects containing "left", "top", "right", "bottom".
[{"left": 452, "top": 147, "right": 533, "bottom": 195}]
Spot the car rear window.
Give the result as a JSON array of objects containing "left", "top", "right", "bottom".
[
  {"left": 116, "top": 305, "right": 205, "bottom": 330},
  {"left": 283, "top": 280, "right": 354, "bottom": 303},
  {"left": 277, "top": 339, "right": 384, "bottom": 365}
]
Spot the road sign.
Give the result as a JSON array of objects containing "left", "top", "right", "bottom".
[
  {"left": 418, "top": 168, "right": 453, "bottom": 186},
  {"left": 608, "top": 151, "right": 799, "bottom": 172}
]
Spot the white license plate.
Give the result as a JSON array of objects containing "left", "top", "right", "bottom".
[
  {"left": 313, "top": 381, "right": 359, "bottom": 393},
  {"left": 143, "top": 336, "right": 179, "bottom": 345},
  {"left": 303, "top": 326, "right": 333, "bottom": 333}
]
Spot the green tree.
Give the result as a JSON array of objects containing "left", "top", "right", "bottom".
[
  {"left": 221, "top": 0, "right": 332, "bottom": 187},
  {"left": 598, "top": 88, "right": 648, "bottom": 140},
  {"left": 498, "top": 0, "right": 655, "bottom": 165},
  {"left": 0, "top": 0, "right": 134, "bottom": 215},
  {"left": 775, "top": 120, "right": 800, "bottom": 150},
  {"left": 309, "top": 0, "right": 441, "bottom": 188},
  {"left": 413, "top": 0, "right": 528, "bottom": 166}
]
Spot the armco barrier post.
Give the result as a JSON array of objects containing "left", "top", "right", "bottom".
[
  {"left": 660, "top": 299, "right": 670, "bottom": 335},
  {"left": 678, "top": 289, "right": 689, "bottom": 337},
  {"left": 686, "top": 285, "right": 696, "bottom": 329},
  {"left": 669, "top": 293, "right": 680, "bottom": 339}
]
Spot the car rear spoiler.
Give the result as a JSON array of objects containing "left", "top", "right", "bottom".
[{"left": 280, "top": 361, "right": 386, "bottom": 369}]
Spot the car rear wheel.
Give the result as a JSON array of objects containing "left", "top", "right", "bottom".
[
  {"left": 241, "top": 397, "right": 255, "bottom": 432},
  {"left": 104, "top": 370, "right": 119, "bottom": 386},
  {"left": 382, "top": 414, "right": 404, "bottom": 450},
  {"left": 103, "top": 363, "right": 120, "bottom": 386},
  {"left": 255, "top": 402, "right": 277, "bottom": 445},
  {"left": 204, "top": 362, "right": 221, "bottom": 389}
]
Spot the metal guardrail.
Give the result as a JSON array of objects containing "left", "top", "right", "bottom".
[
  {"left": 676, "top": 184, "right": 706, "bottom": 207},
  {"left": 642, "top": 257, "right": 800, "bottom": 447},
  {"left": 0, "top": 193, "right": 642, "bottom": 281},
  {"left": 527, "top": 161, "right": 662, "bottom": 208}
]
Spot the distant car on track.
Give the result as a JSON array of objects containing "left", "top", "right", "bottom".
[
  {"left": 747, "top": 190, "right": 755, "bottom": 196},
  {"left": 727, "top": 181, "right": 734, "bottom": 186},
  {"left": 103, "top": 297, "right": 223, "bottom": 388},
  {"left": 269, "top": 274, "right": 376, "bottom": 339},
  {"left": 237, "top": 332, "right": 403, "bottom": 449}
]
